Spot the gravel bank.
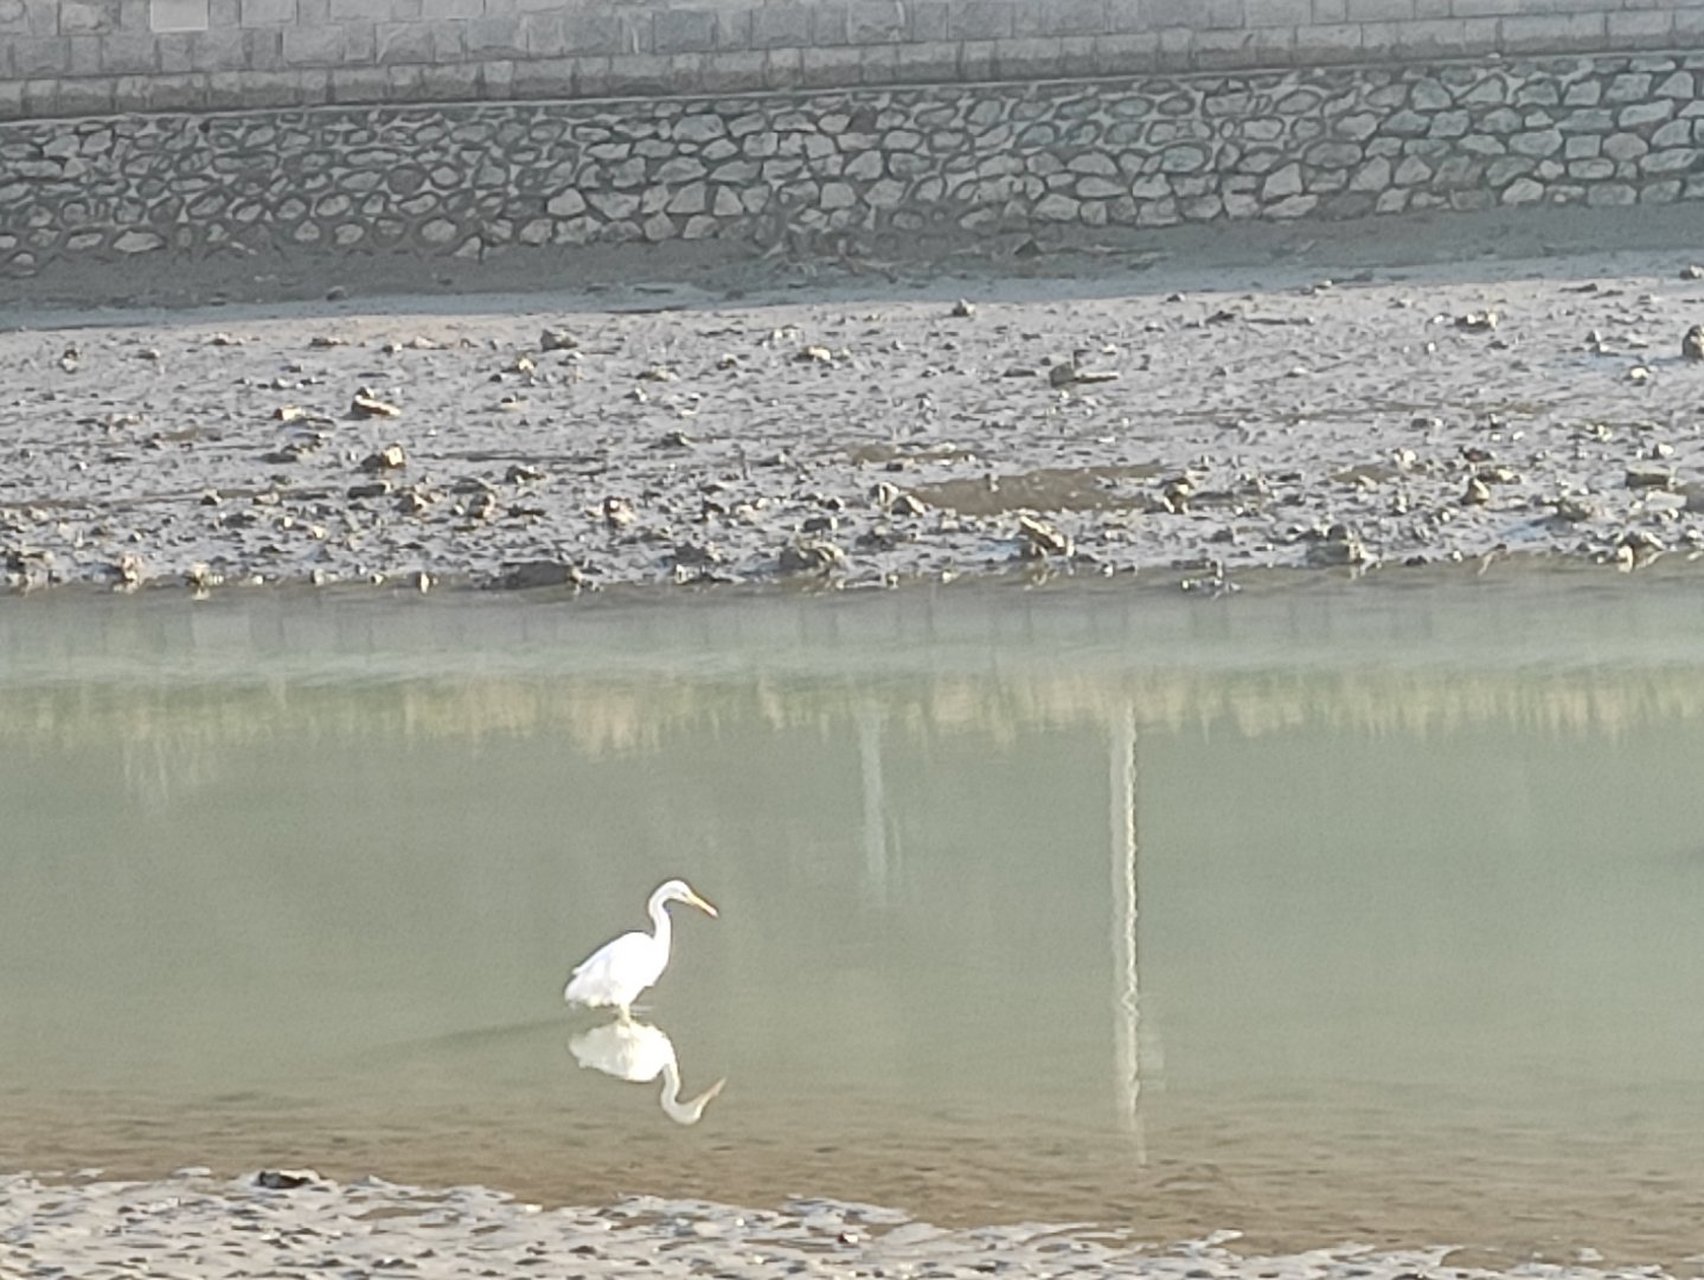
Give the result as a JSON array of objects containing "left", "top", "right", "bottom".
[
  {"left": 4, "top": 206, "right": 1704, "bottom": 595},
  {"left": 3, "top": 1170, "right": 1689, "bottom": 1280}
]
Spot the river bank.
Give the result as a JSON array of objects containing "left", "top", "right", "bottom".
[
  {"left": 3, "top": 1169, "right": 1694, "bottom": 1280},
  {"left": 4, "top": 204, "right": 1704, "bottom": 595}
]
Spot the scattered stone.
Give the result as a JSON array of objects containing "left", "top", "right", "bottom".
[
  {"left": 795, "top": 345, "right": 834, "bottom": 365},
  {"left": 1680, "top": 265, "right": 1704, "bottom": 281},
  {"left": 1307, "top": 523, "right": 1370, "bottom": 567},
  {"left": 1682, "top": 325, "right": 1704, "bottom": 361},
  {"left": 359, "top": 444, "right": 407, "bottom": 472},
  {"left": 603, "top": 496, "right": 636, "bottom": 529},
  {"left": 506, "top": 463, "right": 545, "bottom": 484},
  {"left": 351, "top": 389, "right": 402, "bottom": 418},
  {"left": 778, "top": 539, "right": 845, "bottom": 574},
  {"left": 950, "top": 299, "right": 976, "bottom": 318},
  {"left": 1551, "top": 495, "right": 1598, "bottom": 522},
  {"left": 540, "top": 328, "right": 578, "bottom": 352},
  {"left": 309, "top": 335, "right": 347, "bottom": 348},
  {"left": 185, "top": 562, "right": 221, "bottom": 591},
  {"left": 1624, "top": 467, "right": 1675, "bottom": 490},
  {"left": 673, "top": 541, "right": 724, "bottom": 567},
  {"left": 1462, "top": 476, "right": 1492, "bottom": 505},
  {"left": 1453, "top": 310, "right": 1499, "bottom": 331},
  {"left": 1159, "top": 478, "right": 1193, "bottom": 514},
  {"left": 253, "top": 1170, "right": 318, "bottom": 1190},
  {"left": 1016, "top": 515, "right": 1072, "bottom": 558},
  {"left": 496, "top": 560, "right": 584, "bottom": 590},
  {"left": 1615, "top": 527, "right": 1664, "bottom": 569},
  {"left": 347, "top": 480, "right": 393, "bottom": 499},
  {"left": 110, "top": 554, "right": 143, "bottom": 590},
  {"left": 460, "top": 490, "right": 498, "bottom": 521}
]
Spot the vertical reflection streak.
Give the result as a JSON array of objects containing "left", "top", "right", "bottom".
[
  {"left": 1110, "top": 701, "right": 1145, "bottom": 1162},
  {"left": 857, "top": 704, "right": 891, "bottom": 903}
]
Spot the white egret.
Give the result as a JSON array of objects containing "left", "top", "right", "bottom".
[
  {"left": 563, "top": 879, "right": 717, "bottom": 1020},
  {"left": 569, "top": 1019, "right": 726, "bottom": 1125}
]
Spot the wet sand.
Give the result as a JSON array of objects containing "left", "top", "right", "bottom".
[
  {"left": 2, "top": 1169, "right": 1693, "bottom": 1280},
  {"left": 4, "top": 204, "right": 1704, "bottom": 594}
]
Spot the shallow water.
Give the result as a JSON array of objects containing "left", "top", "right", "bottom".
[{"left": 3, "top": 569, "right": 1704, "bottom": 1266}]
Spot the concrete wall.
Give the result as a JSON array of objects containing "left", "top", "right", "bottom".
[{"left": 3, "top": 0, "right": 1704, "bottom": 118}]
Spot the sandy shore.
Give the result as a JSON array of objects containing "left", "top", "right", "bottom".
[
  {"left": 4, "top": 1169, "right": 1689, "bottom": 1280},
  {"left": 4, "top": 204, "right": 1704, "bottom": 595}
]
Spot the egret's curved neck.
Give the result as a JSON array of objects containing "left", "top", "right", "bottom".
[
  {"left": 659, "top": 1058, "right": 721, "bottom": 1125},
  {"left": 647, "top": 890, "right": 675, "bottom": 957}
]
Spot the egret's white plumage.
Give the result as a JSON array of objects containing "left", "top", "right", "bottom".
[{"left": 563, "top": 879, "right": 716, "bottom": 1020}]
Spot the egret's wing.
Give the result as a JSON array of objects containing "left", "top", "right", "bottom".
[{"left": 571, "top": 929, "right": 650, "bottom": 978}]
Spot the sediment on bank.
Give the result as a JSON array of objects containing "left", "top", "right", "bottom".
[{"left": 5, "top": 219, "right": 1704, "bottom": 596}]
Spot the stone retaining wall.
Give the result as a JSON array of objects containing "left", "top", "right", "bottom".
[{"left": 3, "top": 51, "right": 1703, "bottom": 281}]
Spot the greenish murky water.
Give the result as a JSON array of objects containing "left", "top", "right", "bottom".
[{"left": 3, "top": 570, "right": 1704, "bottom": 1265}]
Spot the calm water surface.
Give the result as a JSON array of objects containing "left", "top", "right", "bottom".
[{"left": 3, "top": 571, "right": 1704, "bottom": 1265}]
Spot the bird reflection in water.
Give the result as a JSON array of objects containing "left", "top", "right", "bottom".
[{"left": 569, "top": 1019, "right": 726, "bottom": 1126}]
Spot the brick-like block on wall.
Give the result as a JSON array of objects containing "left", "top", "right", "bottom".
[
  {"left": 1345, "top": 0, "right": 1414, "bottom": 22},
  {"left": 560, "top": 11, "right": 635, "bottom": 56},
  {"left": 60, "top": 0, "right": 120, "bottom": 34},
  {"left": 1015, "top": 0, "right": 1108, "bottom": 38},
  {"left": 750, "top": 4, "right": 811, "bottom": 48},
  {"left": 653, "top": 7, "right": 717, "bottom": 53},
  {"left": 465, "top": 15, "right": 527, "bottom": 56},
  {"left": 11, "top": 36, "right": 71, "bottom": 73},
  {"left": 327, "top": 0, "right": 391, "bottom": 22},
  {"left": 283, "top": 22, "right": 372, "bottom": 63},
  {"left": 950, "top": 0, "right": 1014, "bottom": 41},
  {"left": 101, "top": 31, "right": 160, "bottom": 71},
  {"left": 1246, "top": 0, "right": 1312, "bottom": 29},
  {"left": 846, "top": 0, "right": 908, "bottom": 42},
  {"left": 1500, "top": 12, "right": 1606, "bottom": 53},
  {"left": 239, "top": 0, "right": 294, "bottom": 24}
]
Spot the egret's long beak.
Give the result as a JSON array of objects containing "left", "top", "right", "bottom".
[{"left": 687, "top": 891, "right": 718, "bottom": 917}]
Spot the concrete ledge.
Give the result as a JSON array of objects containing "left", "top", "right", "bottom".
[{"left": 7, "top": 22, "right": 1704, "bottom": 119}]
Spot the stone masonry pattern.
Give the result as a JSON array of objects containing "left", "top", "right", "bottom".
[
  {"left": 2, "top": 52, "right": 1703, "bottom": 280},
  {"left": 3, "top": 0, "right": 1704, "bottom": 119}
]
